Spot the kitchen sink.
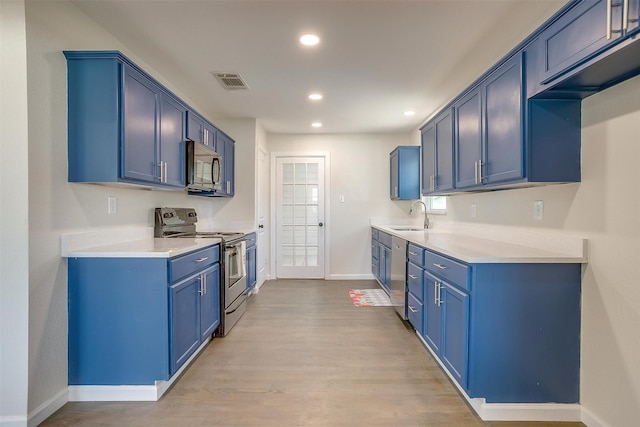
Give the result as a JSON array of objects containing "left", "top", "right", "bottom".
[{"left": 390, "top": 226, "right": 425, "bottom": 232}]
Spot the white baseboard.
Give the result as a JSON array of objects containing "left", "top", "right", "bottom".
[
  {"left": 581, "top": 406, "right": 612, "bottom": 427},
  {"left": 416, "top": 332, "right": 582, "bottom": 422},
  {"left": 327, "top": 273, "right": 376, "bottom": 280},
  {"left": 69, "top": 337, "right": 210, "bottom": 402},
  {"left": 27, "top": 388, "right": 68, "bottom": 427}
]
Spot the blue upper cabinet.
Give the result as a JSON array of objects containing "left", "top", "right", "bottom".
[
  {"left": 533, "top": 0, "right": 640, "bottom": 97},
  {"left": 454, "top": 88, "right": 482, "bottom": 190},
  {"left": 218, "top": 132, "right": 235, "bottom": 197},
  {"left": 390, "top": 146, "right": 420, "bottom": 200},
  {"left": 540, "top": 0, "right": 623, "bottom": 85},
  {"left": 187, "top": 110, "right": 217, "bottom": 148},
  {"left": 65, "top": 51, "right": 186, "bottom": 189},
  {"left": 482, "top": 54, "right": 524, "bottom": 185},
  {"left": 421, "top": 109, "right": 454, "bottom": 195}
]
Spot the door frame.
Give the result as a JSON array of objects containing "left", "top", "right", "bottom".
[{"left": 270, "top": 152, "right": 331, "bottom": 279}]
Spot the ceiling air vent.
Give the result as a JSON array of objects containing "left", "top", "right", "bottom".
[{"left": 212, "top": 72, "right": 249, "bottom": 90}]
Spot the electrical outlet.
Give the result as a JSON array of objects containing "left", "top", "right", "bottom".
[
  {"left": 534, "top": 200, "right": 543, "bottom": 220},
  {"left": 471, "top": 203, "right": 477, "bottom": 218},
  {"left": 339, "top": 195, "right": 345, "bottom": 203},
  {"left": 108, "top": 196, "right": 117, "bottom": 215}
]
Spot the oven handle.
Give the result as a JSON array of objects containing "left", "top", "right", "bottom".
[
  {"left": 224, "top": 238, "right": 246, "bottom": 249},
  {"left": 225, "top": 292, "right": 248, "bottom": 315}
]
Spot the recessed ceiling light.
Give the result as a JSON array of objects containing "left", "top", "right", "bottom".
[
  {"left": 308, "top": 93, "right": 323, "bottom": 101},
  {"left": 300, "top": 34, "right": 320, "bottom": 46},
  {"left": 404, "top": 111, "right": 416, "bottom": 116},
  {"left": 311, "top": 122, "right": 323, "bottom": 128}
]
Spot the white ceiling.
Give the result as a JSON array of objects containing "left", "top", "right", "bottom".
[{"left": 71, "top": 0, "right": 566, "bottom": 135}]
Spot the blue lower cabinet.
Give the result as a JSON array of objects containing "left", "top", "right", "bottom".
[
  {"left": 440, "top": 282, "right": 469, "bottom": 389},
  {"left": 68, "top": 244, "right": 220, "bottom": 386},
  {"left": 407, "top": 292, "right": 424, "bottom": 335},
  {"left": 245, "top": 233, "right": 257, "bottom": 292},
  {"left": 415, "top": 247, "right": 581, "bottom": 404}
]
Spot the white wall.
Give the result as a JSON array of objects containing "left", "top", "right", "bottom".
[
  {"left": 0, "top": 1, "right": 30, "bottom": 426},
  {"left": 22, "top": 0, "right": 256, "bottom": 420},
  {"left": 267, "top": 133, "right": 416, "bottom": 278},
  {"left": 414, "top": 76, "right": 640, "bottom": 427}
]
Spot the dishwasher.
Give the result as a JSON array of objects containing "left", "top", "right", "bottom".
[{"left": 390, "top": 236, "right": 407, "bottom": 320}]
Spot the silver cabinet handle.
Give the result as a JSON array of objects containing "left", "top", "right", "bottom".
[
  {"left": 226, "top": 180, "right": 231, "bottom": 193},
  {"left": 198, "top": 274, "right": 204, "bottom": 295},
  {"left": 474, "top": 160, "right": 479, "bottom": 184},
  {"left": 409, "top": 274, "right": 418, "bottom": 279},
  {"left": 478, "top": 160, "right": 483, "bottom": 183},
  {"left": 409, "top": 251, "right": 418, "bottom": 256},
  {"left": 608, "top": 0, "right": 623, "bottom": 39},
  {"left": 433, "top": 263, "right": 447, "bottom": 270},
  {"left": 195, "top": 257, "right": 208, "bottom": 263},
  {"left": 429, "top": 175, "right": 435, "bottom": 192},
  {"left": 164, "top": 162, "right": 168, "bottom": 183},
  {"left": 437, "top": 282, "right": 442, "bottom": 307},
  {"left": 158, "top": 162, "right": 163, "bottom": 182},
  {"left": 623, "top": 0, "right": 629, "bottom": 30},
  {"left": 203, "top": 274, "right": 207, "bottom": 294},
  {"left": 408, "top": 305, "right": 418, "bottom": 313},
  {"left": 434, "top": 281, "right": 438, "bottom": 306}
]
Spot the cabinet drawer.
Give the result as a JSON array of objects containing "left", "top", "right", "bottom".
[
  {"left": 407, "top": 262, "right": 423, "bottom": 300},
  {"left": 425, "top": 250, "right": 470, "bottom": 291},
  {"left": 169, "top": 245, "right": 219, "bottom": 283},
  {"left": 371, "top": 228, "right": 379, "bottom": 241},
  {"left": 245, "top": 232, "right": 257, "bottom": 248},
  {"left": 407, "top": 243, "right": 424, "bottom": 266},
  {"left": 407, "top": 292, "right": 424, "bottom": 333},
  {"left": 379, "top": 231, "right": 392, "bottom": 248}
]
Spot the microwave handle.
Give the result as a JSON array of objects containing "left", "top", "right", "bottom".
[{"left": 211, "top": 157, "right": 221, "bottom": 184}]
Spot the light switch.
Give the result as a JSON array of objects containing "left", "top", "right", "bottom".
[{"left": 339, "top": 195, "right": 345, "bottom": 203}]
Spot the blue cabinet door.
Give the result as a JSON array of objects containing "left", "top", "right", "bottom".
[
  {"left": 122, "top": 65, "right": 158, "bottom": 183},
  {"left": 455, "top": 88, "right": 482, "bottom": 189},
  {"left": 421, "top": 109, "right": 453, "bottom": 194},
  {"left": 434, "top": 110, "right": 454, "bottom": 192},
  {"left": 223, "top": 135, "right": 235, "bottom": 196},
  {"left": 390, "top": 146, "right": 420, "bottom": 200},
  {"left": 421, "top": 125, "right": 436, "bottom": 195},
  {"left": 170, "top": 275, "right": 201, "bottom": 374},
  {"left": 200, "top": 264, "right": 220, "bottom": 341},
  {"left": 159, "top": 93, "right": 186, "bottom": 188},
  {"left": 423, "top": 272, "right": 441, "bottom": 353},
  {"left": 187, "top": 111, "right": 217, "bottom": 148},
  {"left": 628, "top": 0, "right": 640, "bottom": 36},
  {"left": 246, "top": 244, "right": 257, "bottom": 292},
  {"left": 440, "top": 282, "right": 470, "bottom": 389},
  {"left": 539, "top": 0, "right": 623, "bottom": 85},
  {"left": 482, "top": 54, "right": 524, "bottom": 185}
]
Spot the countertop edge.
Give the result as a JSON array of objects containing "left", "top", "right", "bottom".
[{"left": 371, "top": 224, "right": 587, "bottom": 264}]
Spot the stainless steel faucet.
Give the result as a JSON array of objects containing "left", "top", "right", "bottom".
[{"left": 410, "top": 200, "right": 429, "bottom": 229}]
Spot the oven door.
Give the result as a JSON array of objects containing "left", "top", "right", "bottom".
[{"left": 224, "top": 240, "right": 246, "bottom": 307}]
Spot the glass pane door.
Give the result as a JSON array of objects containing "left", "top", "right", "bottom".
[{"left": 276, "top": 157, "right": 325, "bottom": 278}]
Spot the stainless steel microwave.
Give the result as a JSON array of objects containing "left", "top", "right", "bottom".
[{"left": 186, "top": 140, "right": 222, "bottom": 192}]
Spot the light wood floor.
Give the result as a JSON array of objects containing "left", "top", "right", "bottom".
[{"left": 43, "top": 279, "right": 585, "bottom": 426}]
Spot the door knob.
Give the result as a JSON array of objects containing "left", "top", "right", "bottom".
[
  {"left": 258, "top": 224, "right": 264, "bottom": 229},
  {"left": 319, "top": 222, "right": 324, "bottom": 227}
]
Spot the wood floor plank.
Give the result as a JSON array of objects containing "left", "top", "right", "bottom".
[{"left": 42, "top": 279, "right": 585, "bottom": 426}]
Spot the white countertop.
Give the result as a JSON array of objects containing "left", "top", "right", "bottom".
[
  {"left": 62, "top": 228, "right": 222, "bottom": 258},
  {"left": 372, "top": 223, "right": 587, "bottom": 264}
]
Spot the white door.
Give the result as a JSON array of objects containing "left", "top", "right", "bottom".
[
  {"left": 275, "top": 157, "right": 325, "bottom": 278},
  {"left": 256, "top": 146, "right": 268, "bottom": 287}
]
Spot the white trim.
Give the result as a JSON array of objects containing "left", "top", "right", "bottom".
[
  {"left": 327, "top": 273, "right": 376, "bottom": 280},
  {"left": 0, "top": 416, "right": 27, "bottom": 427},
  {"left": 416, "top": 333, "right": 582, "bottom": 422},
  {"left": 69, "top": 337, "right": 210, "bottom": 402},
  {"left": 581, "top": 406, "right": 613, "bottom": 427},
  {"left": 27, "top": 388, "right": 68, "bottom": 427},
  {"left": 270, "top": 152, "right": 331, "bottom": 279}
]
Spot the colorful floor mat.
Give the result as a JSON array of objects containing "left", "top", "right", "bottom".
[{"left": 348, "top": 289, "right": 393, "bottom": 307}]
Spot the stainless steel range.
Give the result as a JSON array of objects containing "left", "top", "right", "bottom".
[{"left": 155, "top": 207, "right": 247, "bottom": 336}]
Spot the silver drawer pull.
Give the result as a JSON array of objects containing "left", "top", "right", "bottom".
[
  {"left": 433, "top": 263, "right": 447, "bottom": 270},
  {"left": 195, "top": 257, "right": 209, "bottom": 263},
  {"left": 408, "top": 305, "right": 418, "bottom": 313},
  {"left": 409, "top": 251, "right": 418, "bottom": 256},
  {"left": 408, "top": 274, "right": 418, "bottom": 279}
]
